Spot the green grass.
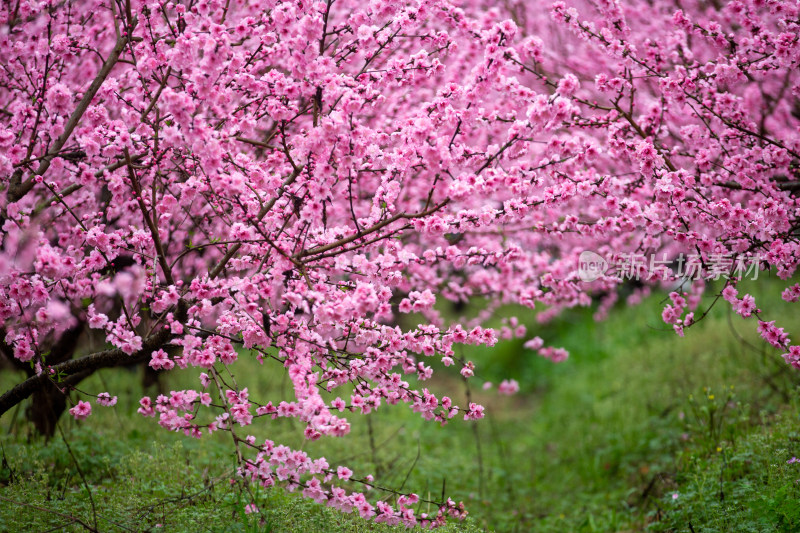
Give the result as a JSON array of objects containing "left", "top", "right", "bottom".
[
  {"left": 0, "top": 423, "right": 486, "bottom": 533},
  {"left": 1, "top": 276, "right": 799, "bottom": 531},
  {"left": 649, "top": 404, "right": 800, "bottom": 533}
]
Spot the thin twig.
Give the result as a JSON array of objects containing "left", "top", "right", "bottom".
[
  {"left": 0, "top": 495, "right": 98, "bottom": 532},
  {"left": 56, "top": 422, "right": 99, "bottom": 532}
]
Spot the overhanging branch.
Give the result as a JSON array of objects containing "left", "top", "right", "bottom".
[{"left": 0, "top": 308, "right": 177, "bottom": 418}]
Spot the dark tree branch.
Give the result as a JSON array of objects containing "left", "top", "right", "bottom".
[{"left": 0, "top": 300, "right": 183, "bottom": 418}]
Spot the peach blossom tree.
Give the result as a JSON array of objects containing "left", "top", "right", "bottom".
[{"left": 1, "top": 0, "right": 799, "bottom": 526}]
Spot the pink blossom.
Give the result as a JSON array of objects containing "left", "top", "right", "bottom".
[
  {"left": 69, "top": 401, "right": 92, "bottom": 421},
  {"left": 96, "top": 392, "right": 117, "bottom": 407},
  {"left": 149, "top": 349, "right": 174, "bottom": 370},
  {"left": 733, "top": 294, "right": 757, "bottom": 317},
  {"left": 244, "top": 504, "right": 259, "bottom": 514},
  {"left": 758, "top": 321, "right": 790, "bottom": 349},
  {"left": 498, "top": 379, "right": 520, "bottom": 395},
  {"left": 524, "top": 337, "right": 544, "bottom": 350},
  {"left": 464, "top": 402, "right": 485, "bottom": 421},
  {"left": 781, "top": 346, "right": 800, "bottom": 369},
  {"left": 138, "top": 397, "right": 155, "bottom": 417},
  {"left": 538, "top": 346, "right": 569, "bottom": 363},
  {"left": 46, "top": 82, "right": 72, "bottom": 113}
]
